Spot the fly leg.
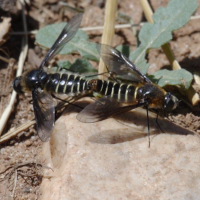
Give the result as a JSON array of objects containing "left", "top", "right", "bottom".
[
  {"left": 145, "top": 103, "right": 151, "bottom": 148},
  {"left": 85, "top": 70, "right": 119, "bottom": 83},
  {"left": 52, "top": 94, "right": 83, "bottom": 110},
  {"left": 52, "top": 94, "right": 83, "bottom": 121},
  {"left": 156, "top": 112, "right": 164, "bottom": 133},
  {"left": 85, "top": 71, "right": 110, "bottom": 79}
]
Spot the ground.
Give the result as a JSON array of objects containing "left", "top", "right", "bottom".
[{"left": 0, "top": 0, "right": 200, "bottom": 199}]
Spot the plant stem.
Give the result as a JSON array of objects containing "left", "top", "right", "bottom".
[{"left": 98, "top": 0, "right": 118, "bottom": 79}]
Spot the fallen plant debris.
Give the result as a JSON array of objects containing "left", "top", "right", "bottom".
[
  {"left": 0, "top": 17, "right": 11, "bottom": 46},
  {"left": 0, "top": 162, "right": 53, "bottom": 198}
]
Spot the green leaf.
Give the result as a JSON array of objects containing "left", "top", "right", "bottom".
[
  {"left": 70, "top": 59, "right": 97, "bottom": 74},
  {"left": 36, "top": 23, "right": 99, "bottom": 61},
  {"left": 58, "top": 59, "right": 97, "bottom": 74},
  {"left": 151, "top": 69, "right": 193, "bottom": 89},
  {"left": 130, "top": 48, "right": 150, "bottom": 74},
  {"left": 57, "top": 60, "right": 71, "bottom": 70},
  {"left": 130, "top": 0, "right": 198, "bottom": 73},
  {"left": 116, "top": 45, "right": 130, "bottom": 58}
]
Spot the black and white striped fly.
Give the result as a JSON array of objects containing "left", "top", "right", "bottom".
[
  {"left": 77, "top": 44, "right": 179, "bottom": 144},
  {"left": 12, "top": 13, "right": 91, "bottom": 142}
]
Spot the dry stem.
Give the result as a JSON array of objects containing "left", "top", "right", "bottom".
[
  {"left": 98, "top": 0, "right": 118, "bottom": 79},
  {"left": 0, "top": 0, "right": 28, "bottom": 136}
]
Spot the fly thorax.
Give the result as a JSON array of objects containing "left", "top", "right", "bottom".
[
  {"left": 136, "top": 86, "right": 144, "bottom": 102},
  {"left": 137, "top": 83, "right": 165, "bottom": 109},
  {"left": 24, "top": 69, "right": 48, "bottom": 90}
]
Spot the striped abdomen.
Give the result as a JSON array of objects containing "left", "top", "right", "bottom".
[
  {"left": 45, "top": 73, "right": 90, "bottom": 95},
  {"left": 89, "top": 79, "right": 137, "bottom": 102}
]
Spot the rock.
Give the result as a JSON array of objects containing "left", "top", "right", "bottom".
[{"left": 40, "top": 106, "right": 199, "bottom": 200}]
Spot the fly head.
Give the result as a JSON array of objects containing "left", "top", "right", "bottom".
[
  {"left": 163, "top": 92, "right": 179, "bottom": 112},
  {"left": 12, "top": 76, "right": 23, "bottom": 94}
]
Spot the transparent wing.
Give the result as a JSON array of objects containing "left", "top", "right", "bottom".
[
  {"left": 96, "top": 44, "right": 152, "bottom": 84},
  {"left": 40, "top": 13, "right": 83, "bottom": 69},
  {"left": 32, "top": 89, "right": 55, "bottom": 142},
  {"left": 76, "top": 95, "right": 145, "bottom": 123}
]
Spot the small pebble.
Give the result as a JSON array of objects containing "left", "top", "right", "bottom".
[{"left": 25, "top": 140, "right": 33, "bottom": 147}]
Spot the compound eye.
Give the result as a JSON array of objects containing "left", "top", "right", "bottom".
[
  {"left": 164, "top": 98, "right": 174, "bottom": 112},
  {"left": 164, "top": 93, "right": 178, "bottom": 112},
  {"left": 12, "top": 76, "right": 23, "bottom": 94}
]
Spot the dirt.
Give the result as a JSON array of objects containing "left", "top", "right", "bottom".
[{"left": 0, "top": 0, "right": 200, "bottom": 199}]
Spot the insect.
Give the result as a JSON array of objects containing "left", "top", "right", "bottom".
[
  {"left": 12, "top": 13, "right": 91, "bottom": 142},
  {"left": 77, "top": 44, "right": 179, "bottom": 145}
]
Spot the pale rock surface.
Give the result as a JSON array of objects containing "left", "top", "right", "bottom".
[{"left": 41, "top": 104, "right": 200, "bottom": 200}]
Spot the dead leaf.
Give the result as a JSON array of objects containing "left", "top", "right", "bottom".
[{"left": 0, "top": 17, "right": 11, "bottom": 46}]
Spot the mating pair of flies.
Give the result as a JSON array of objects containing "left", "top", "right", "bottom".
[{"left": 13, "top": 13, "right": 179, "bottom": 143}]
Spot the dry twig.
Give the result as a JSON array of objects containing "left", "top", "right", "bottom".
[
  {"left": 0, "top": 162, "right": 53, "bottom": 198},
  {"left": 98, "top": 0, "right": 118, "bottom": 78},
  {"left": 0, "top": 0, "right": 28, "bottom": 136}
]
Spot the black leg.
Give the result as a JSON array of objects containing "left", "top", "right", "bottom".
[
  {"left": 85, "top": 71, "right": 110, "bottom": 78},
  {"left": 156, "top": 112, "right": 164, "bottom": 133},
  {"left": 103, "top": 66, "right": 119, "bottom": 83},
  {"left": 58, "top": 67, "right": 71, "bottom": 72},
  {"left": 145, "top": 105, "right": 150, "bottom": 148},
  {"left": 164, "top": 109, "right": 170, "bottom": 119},
  {"left": 109, "top": 71, "right": 120, "bottom": 83},
  {"left": 85, "top": 70, "right": 120, "bottom": 83},
  {"left": 52, "top": 94, "right": 83, "bottom": 109}
]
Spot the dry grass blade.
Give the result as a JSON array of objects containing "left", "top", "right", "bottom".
[
  {"left": 9, "top": 15, "right": 200, "bottom": 35},
  {"left": 0, "top": 120, "right": 35, "bottom": 144},
  {"left": 0, "top": 0, "right": 28, "bottom": 136},
  {"left": 194, "top": 72, "right": 200, "bottom": 85},
  {"left": 0, "top": 162, "right": 53, "bottom": 198},
  {"left": 0, "top": 54, "right": 10, "bottom": 63},
  {"left": 0, "top": 17, "right": 11, "bottom": 46},
  {"left": 0, "top": 162, "right": 53, "bottom": 178},
  {"left": 98, "top": 0, "right": 118, "bottom": 79},
  {"left": 0, "top": 95, "right": 80, "bottom": 143},
  {"left": 11, "top": 170, "right": 17, "bottom": 198}
]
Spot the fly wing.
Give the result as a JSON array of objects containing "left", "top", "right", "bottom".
[
  {"left": 32, "top": 89, "right": 55, "bottom": 142},
  {"left": 40, "top": 13, "right": 83, "bottom": 69},
  {"left": 76, "top": 95, "right": 145, "bottom": 123},
  {"left": 96, "top": 44, "right": 152, "bottom": 84}
]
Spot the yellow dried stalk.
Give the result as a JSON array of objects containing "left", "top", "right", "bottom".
[{"left": 98, "top": 0, "right": 118, "bottom": 79}]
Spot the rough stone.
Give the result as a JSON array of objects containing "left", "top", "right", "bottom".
[{"left": 41, "top": 106, "right": 199, "bottom": 200}]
